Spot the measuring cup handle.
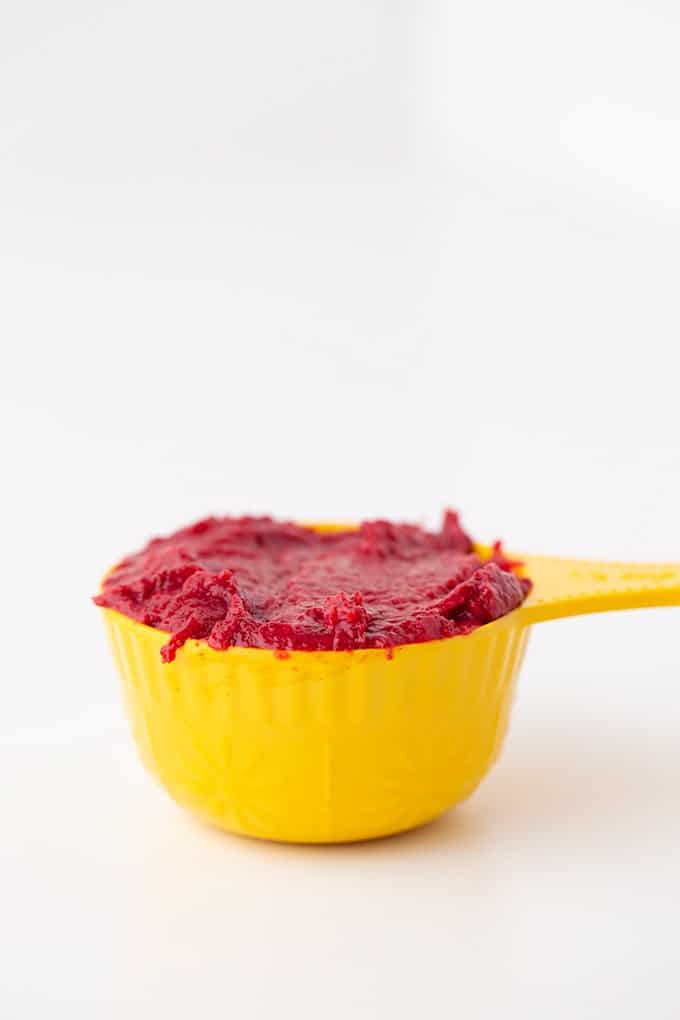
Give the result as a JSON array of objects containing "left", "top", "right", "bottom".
[{"left": 515, "top": 554, "right": 680, "bottom": 624}]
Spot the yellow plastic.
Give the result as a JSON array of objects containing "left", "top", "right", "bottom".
[
  {"left": 518, "top": 553, "right": 680, "bottom": 623},
  {"left": 99, "top": 532, "right": 680, "bottom": 843}
]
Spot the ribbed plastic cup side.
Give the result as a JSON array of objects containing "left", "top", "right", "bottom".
[{"left": 101, "top": 609, "right": 529, "bottom": 843}]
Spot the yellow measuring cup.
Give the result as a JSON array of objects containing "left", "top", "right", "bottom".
[{"left": 100, "top": 530, "right": 680, "bottom": 843}]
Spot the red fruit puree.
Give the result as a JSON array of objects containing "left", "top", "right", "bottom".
[{"left": 94, "top": 512, "right": 532, "bottom": 662}]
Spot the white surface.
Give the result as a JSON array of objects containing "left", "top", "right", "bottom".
[{"left": 2, "top": 0, "right": 680, "bottom": 1016}]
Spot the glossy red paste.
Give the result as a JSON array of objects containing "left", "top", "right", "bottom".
[{"left": 94, "top": 512, "right": 531, "bottom": 662}]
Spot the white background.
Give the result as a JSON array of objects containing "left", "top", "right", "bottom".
[{"left": 2, "top": 1, "right": 680, "bottom": 1016}]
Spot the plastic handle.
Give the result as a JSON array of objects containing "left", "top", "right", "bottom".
[{"left": 516, "top": 554, "right": 680, "bottom": 624}]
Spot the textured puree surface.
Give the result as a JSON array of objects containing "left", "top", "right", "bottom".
[{"left": 94, "top": 512, "right": 532, "bottom": 661}]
